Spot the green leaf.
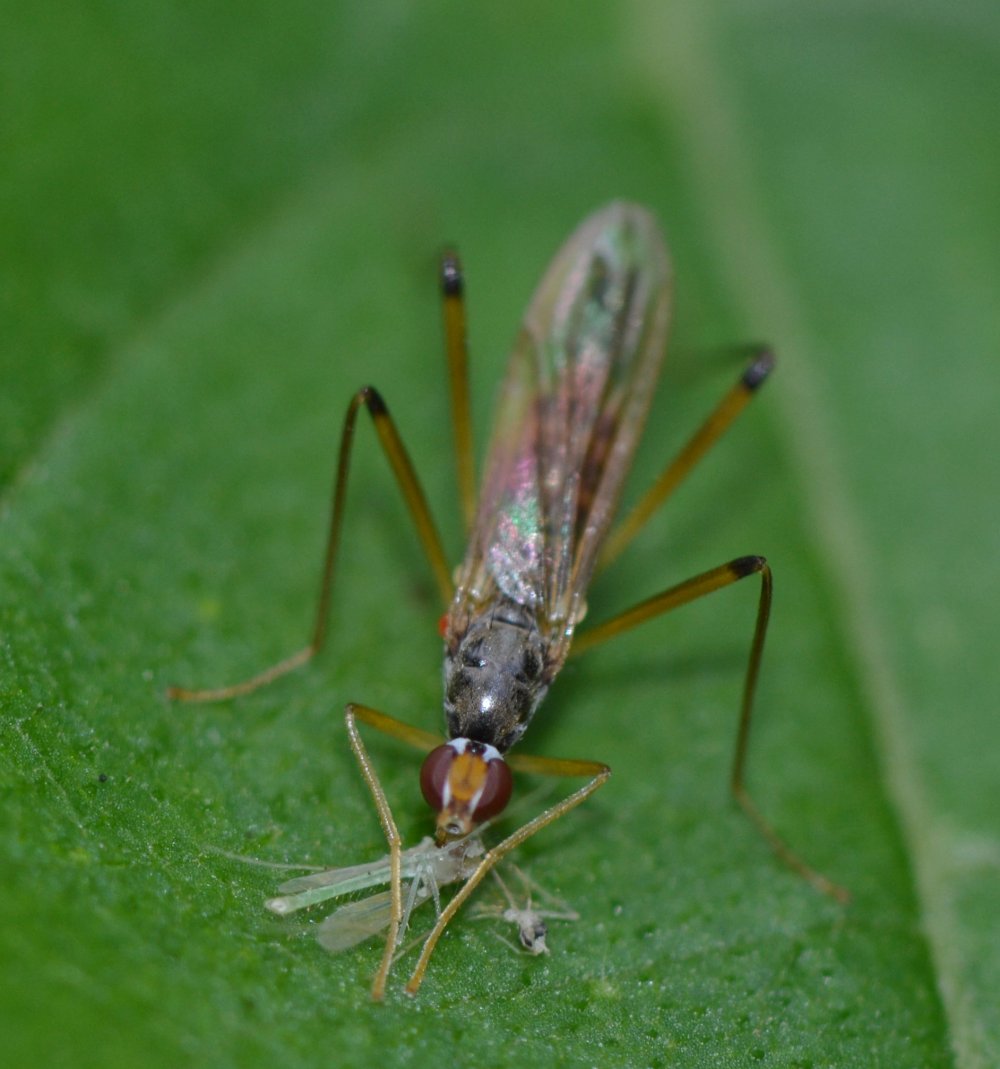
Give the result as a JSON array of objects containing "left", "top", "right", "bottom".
[{"left": 3, "top": 2, "right": 996, "bottom": 1066}]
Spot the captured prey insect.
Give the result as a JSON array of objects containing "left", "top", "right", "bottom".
[
  {"left": 469, "top": 866, "right": 580, "bottom": 956},
  {"left": 266, "top": 835, "right": 572, "bottom": 960},
  {"left": 265, "top": 834, "right": 484, "bottom": 955},
  {"left": 170, "top": 201, "right": 847, "bottom": 998}
]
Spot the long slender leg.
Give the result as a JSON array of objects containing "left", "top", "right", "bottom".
[
  {"left": 598, "top": 349, "right": 774, "bottom": 572},
  {"left": 348, "top": 701, "right": 444, "bottom": 756},
  {"left": 405, "top": 757, "right": 610, "bottom": 995},
  {"left": 342, "top": 702, "right": 455, "bottom": 997},
  {"left": 573, "top": 556, "right": 849, "bottom": 903},
  {"left": 440, "top": 250, "right": 476, "bottom": 533},
  {"left": 343, "top": 704, "right": 405, "bottom": 1001},
  {"left": 167, "top": 386, "right": 453, "bottom": 703}
]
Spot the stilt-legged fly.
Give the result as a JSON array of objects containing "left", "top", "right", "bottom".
[{"left": 170, "top": 202, "right": 846, "bottom": 999}]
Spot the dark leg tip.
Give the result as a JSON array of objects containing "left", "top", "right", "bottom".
[
  {"left": 440, "top": 250, "right": 463, "bottom": 296},
  {"left": 732, "top": 554, "right": 767, "bottom": 578},
  {"left": 742, "top": 349, "right": 776, "bottom": 391},
  {"left": 361, "top": 385, "right": 389, "bottom": 416}
]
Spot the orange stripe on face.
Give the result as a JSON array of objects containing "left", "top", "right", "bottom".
[{"left": 447, "top": 751, "right": 489, "bottom": 805}]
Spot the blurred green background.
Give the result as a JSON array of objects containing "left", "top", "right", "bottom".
[{"left": 2, "top": 2, "right": 998, "bottom": 1067}]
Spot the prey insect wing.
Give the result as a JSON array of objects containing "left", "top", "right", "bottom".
[
  {"left": 264, "top": 834, "right": 482, "bottom": 917},
  {"left": 316, "top": 857, "right": 449, "bottom": 955},
  {"left": 316, "top": 889, "right": 411, "bottom": 954}
]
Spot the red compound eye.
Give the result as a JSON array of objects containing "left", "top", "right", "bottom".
[
  {"left": 420, "top": 744, "right": 454, "bottom": 811},
  {"left": 419, "top": 741, "right": 513, "bottom": 823},
  {"left": 471, "top": 755, "right": 512, "bottom": 821}
]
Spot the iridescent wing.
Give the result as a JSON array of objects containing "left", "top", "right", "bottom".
[{"left": 449, "top": 202, "right": 672, "bottom": 664}]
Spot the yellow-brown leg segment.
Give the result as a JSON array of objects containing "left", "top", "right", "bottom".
[
  {"left": 573, "top": 556, "right": 849, "bottom": 903},
  {"left": 598, "top": 349, "right": 774, "bottom": 572},
  {"left": 167, "top": 386, "right": 453, "bottom": 703},
  {"left": 343, "top": 702, "right": 452, "bottom": 999},
  {"left": 405, "top": 755, "right": 610, "bottom": 995},
  {"left": 440, "top": 250, "right": 476, "bottom": 534}
]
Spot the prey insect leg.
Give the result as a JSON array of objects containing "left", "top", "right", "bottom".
[
  {"left": 167, "top": 386, "right": 452, "bottom": 703},
  {"left": 571, "top": 557, "right": 849, "bottom": 902}
]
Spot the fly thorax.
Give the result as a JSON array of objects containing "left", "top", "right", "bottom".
[{"left": 443, "top": 603, "right": 549, "bottom": 753}]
